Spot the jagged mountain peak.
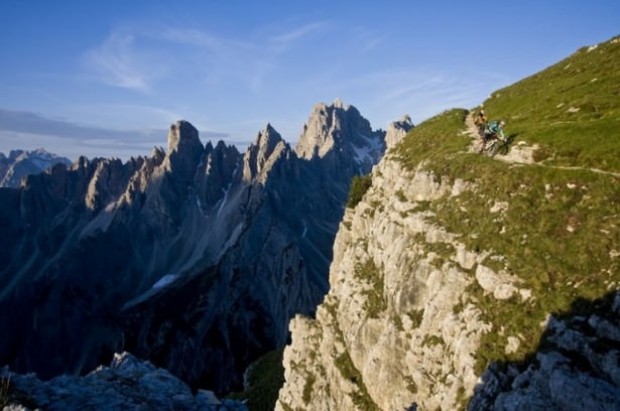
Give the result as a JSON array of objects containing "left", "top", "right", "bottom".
[
  {"left": 151, "top": 146, "right": 166, "bottom": 161},
  {"left": 242, "top": 123, "right": 291, "bottom": 182},
  {"left": 0, "top": 147, "right": 71, "bottom": 188},
  {"left": 162, "top": 120, "right": 204, "bottom": 176},
  {"left": 167, "top": 120, "right": 202, "bottom": 154},
  {"left": 295, "top": 99, "right": 383, "bottom": 162},
  {"left": 333, "top": 97, "right": 347, "bottom": 109},
  {"left": 257, "top": 123, "right": 283, "bottom": 151}
]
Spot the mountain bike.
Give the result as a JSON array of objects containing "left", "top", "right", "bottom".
[{"left": 478, "top": 135, "right": 508, "bottom": 157}]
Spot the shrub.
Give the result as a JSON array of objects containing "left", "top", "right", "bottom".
[{"left": 347, "top": 175, "right": 372, "bottom": 208}]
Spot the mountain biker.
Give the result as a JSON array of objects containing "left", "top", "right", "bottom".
[
  {"left": 474, "top": 109, "right": 488, "bottom": 137},
  {"left": 484, "top": 120, "right": 506, "bottom": 142},
  {"left": 478, "top": 120, "right": 506, "bottom": 153}
]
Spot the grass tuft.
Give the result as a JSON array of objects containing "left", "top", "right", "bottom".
[{"left": 347, "top": 175, "right": 373, "bottom": 208}]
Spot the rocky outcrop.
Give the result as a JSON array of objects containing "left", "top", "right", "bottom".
[
  {"left": 0, "top": 148, "right": 71, "bottom": 188},
  {"left": 1, "top": 352, "right": 247, "bottom": 410},
  {"left": 385, "top": 115, "right": 414, "bottom": 149},
  {"left": 469, "top": 292, "right": 620, "bottom": 411}
]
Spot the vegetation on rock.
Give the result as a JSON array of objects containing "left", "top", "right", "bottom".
[{"left": 347, "top": 174, "right": 373, "bottom": 208}]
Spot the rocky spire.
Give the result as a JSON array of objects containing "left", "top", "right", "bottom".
[
  {"left": 162, "top": 120, "right": 204, "bottom": 177},
  {"left": 242, "top": 123, "right": 290, "bottom": 182},
  {"left": 385, "top": 115, "right": 414, "bottom": 149},
  {"left": 167, "top": 120, "right": 203, "bottom": 157}
]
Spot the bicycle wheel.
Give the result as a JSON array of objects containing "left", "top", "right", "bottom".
[{"left": 489, "top": 140, "right": 500, "bottom": 156}]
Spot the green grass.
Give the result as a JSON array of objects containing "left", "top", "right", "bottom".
[
  {"left": 422, "top": 334, "right": 445, "bottom": 347},
  {"left": 406, "top": 309, "right": 424, "bottom": 329},
  {"left": 392, "top": 36, "right": 620, "bottom": 378},
  {"left": 347, "top": 174, "right": 373, "bottom": 208},
  {"left": 354, "top": 259, "right": 387, "bottom": 319},
  {"left": 334, "top": 352, "right": 380, "bottom": 411},
  {"left": 481, "top": 36, "right": 620, "bottom": 172},
  {"left": 227, "top": 349, "right": 285, "bottom": 411},
  {"left": 302, "top": 373, "right": 316, "bottom": 405},
  {"left": 395, "top": 108, "right": 471, "bottom": 177}
]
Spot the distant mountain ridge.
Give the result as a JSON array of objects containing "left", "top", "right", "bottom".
[
  {"left": 0, "top": 148, "right": 71, "bottom": 187},
  {"left": 0, "top": 100, "right": 408, "bottom": 395}
]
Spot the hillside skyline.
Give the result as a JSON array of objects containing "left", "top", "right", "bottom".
[{"left": 1, "top": 1, "right": 618, "bottom": 160}]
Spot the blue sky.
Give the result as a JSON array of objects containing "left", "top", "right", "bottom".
[{"left": 1, "top": 1, "right": 618, "bottom": 161}]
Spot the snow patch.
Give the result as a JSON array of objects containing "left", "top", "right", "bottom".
[
  {"left": 215, "top": 160, "right": 240, "bottom": 218},
  {"left": 152, "top": 274, "right": 178, "bottom": 289},
  {"left": 353, "top": 133, "right": 382, "bottom": 165}
]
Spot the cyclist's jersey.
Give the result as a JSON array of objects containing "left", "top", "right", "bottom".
[{"left": 485, "top": 121, "right": 504, "bottom": 139}]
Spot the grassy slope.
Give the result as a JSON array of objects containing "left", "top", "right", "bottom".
[
  {"left": 483, "top": 37, "right": 620, "bottom": 171},
  {"left": 395, "top": 36, "right": 620, "bottom": 375}
]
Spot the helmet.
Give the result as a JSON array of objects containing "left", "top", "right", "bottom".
[
  {"left": 499, "top": 120, "right": 506, "bottom": 126},
  {"left": 480, "top": 110, "right": 485, "bottom": 115}
]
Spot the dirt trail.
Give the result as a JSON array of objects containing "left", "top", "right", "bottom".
[
  {"left": 463, "top": 112, "right": 620, "bottom": 178},
  {"left": 464, "top": 113, "right": 537, "bottom": 164}
]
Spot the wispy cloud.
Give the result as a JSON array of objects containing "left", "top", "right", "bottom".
[
  {"left": 270, "top": 21, "right": 327, "bottom": 47},
  {"left": 83, "top": 31, "right": 165, "bottom": 92},
  {"left": 350, "top": 27, "right": 387, "bottom": 53},
  {"left": 82, "top": 20, "right": 330, "bottom": 94},
  {"left": 158, "top": 27, "right": 225, "bottom": 49}
]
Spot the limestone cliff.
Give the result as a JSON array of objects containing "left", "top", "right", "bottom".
[{"left": 278, "top": 156, "right": 492, "bottom": 411}]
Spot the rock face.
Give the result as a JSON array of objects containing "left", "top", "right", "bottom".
[
  {"left": 1, "top": 352, "right": 247, "bottom": 410},
  {"left": 277, "top": 159, "right": 492, "bottom": 411},
  {"left": 0, "top": 101, "right": 390, "bottom": 395},
  {"left": 296, "top": 99, "right": 386, "bottom": 173},
  {"left": 469, "top": 292, "right": 620, "bottom": 411},
  {"left": 385, "top": 115, "right": 414, "bottom": 149},
  {"left": 0, "top": 148, "right": 71, "bottom": 187}
]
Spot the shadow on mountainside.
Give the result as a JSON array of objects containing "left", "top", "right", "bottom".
[{"left": 467, "top": 290, "right": 620, "bottom": 410}]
